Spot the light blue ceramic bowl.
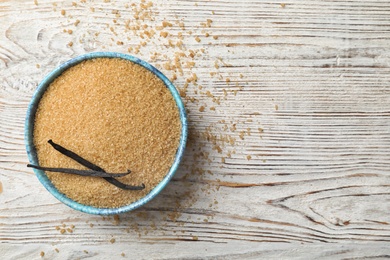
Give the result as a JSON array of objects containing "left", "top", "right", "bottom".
[{"left": 25, "top": 52, "right": 187, "bottom": 215}]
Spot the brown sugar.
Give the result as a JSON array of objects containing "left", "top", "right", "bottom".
[{"left": 33, "top": 58, "right": 181, "bottom": 208}]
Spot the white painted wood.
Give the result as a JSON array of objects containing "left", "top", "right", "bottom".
[{"left": 1, "top": 0, "right": 390, "bottom": 259}]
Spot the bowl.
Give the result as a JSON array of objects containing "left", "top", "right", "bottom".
[{"left": 25, "top": 52, "right": 187, "bottom": 215}]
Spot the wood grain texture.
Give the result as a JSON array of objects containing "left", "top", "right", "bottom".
[{"left": 1, "top": 0, "right": 390, "bottom": 259}]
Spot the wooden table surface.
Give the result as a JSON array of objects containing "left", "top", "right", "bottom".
[{"left": 1, "top": 0, "right": 390, "bottom": 259}]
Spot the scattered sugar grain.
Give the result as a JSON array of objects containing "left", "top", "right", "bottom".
[
  {"left": 162, "top": 21, "right": 173, "bottom": 27},
  {"left": 112, "top": 215, "right": 121, "bottom": 225}
]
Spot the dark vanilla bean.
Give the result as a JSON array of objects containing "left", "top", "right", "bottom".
[
  {"left": 27, "top": 164, "right": 131, "bottom": 178},
  {"left": 46, "top": 140, "right": 145, "bottom": 191},
  {"left": 103, "top": 178, "right": 145, "bottom": 191},
  {"left": 48, "top": 139, "right": 104, "bottom": 172}
]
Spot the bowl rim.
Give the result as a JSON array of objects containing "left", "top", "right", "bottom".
[{"left": 25, "top": 52, "right": 188, "bottom": 215}]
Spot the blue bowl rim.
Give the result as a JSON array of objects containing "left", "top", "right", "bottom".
[{"left": 25, "top": 52, "right": 188, "bottom": 215}]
